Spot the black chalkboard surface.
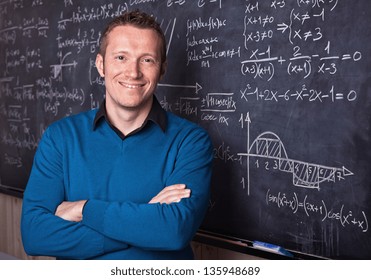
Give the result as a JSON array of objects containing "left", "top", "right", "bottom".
[{"left": 1, "top": 1, "right": 370, "bottom": 259}]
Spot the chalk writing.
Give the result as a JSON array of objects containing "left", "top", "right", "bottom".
[
  {"left": 266, "top": 189, "right": 368, "bottom": 233},
  {"left": 238, "top": 113, "right": 354, "bottom": 191},
  {"left": 240, "top": 84, "right": 357, "bottom": 103}
]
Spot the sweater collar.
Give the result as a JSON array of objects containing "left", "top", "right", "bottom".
[{"left": 93, "top": 96, "right": 167, "bottom": 137}]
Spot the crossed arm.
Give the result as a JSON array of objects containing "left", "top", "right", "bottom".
[{"left": 55, "top": 184, "right": 191, "bottom": 222}]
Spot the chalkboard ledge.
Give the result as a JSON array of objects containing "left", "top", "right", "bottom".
[{"left": 194, "top": 230, "right": 326, "bottom": 260}]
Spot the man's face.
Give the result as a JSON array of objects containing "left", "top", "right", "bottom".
[{"left": 96, "top": 25, "right": 166, "bottom": 113}]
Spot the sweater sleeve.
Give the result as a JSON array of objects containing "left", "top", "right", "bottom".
[
  {"left": 82, "top": 126, "right": 213, "bottom": 250},
  {"left": 21, "top": 127, "right": 129, "bottom": 259}
]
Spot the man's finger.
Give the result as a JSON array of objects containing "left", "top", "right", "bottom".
[{"left": 149, "top": 185, "right": 191, "bottom": 204}]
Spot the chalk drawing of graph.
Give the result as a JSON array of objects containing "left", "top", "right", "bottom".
[{"left": 238, "top": 113, "right": 353, "bottom": 192}]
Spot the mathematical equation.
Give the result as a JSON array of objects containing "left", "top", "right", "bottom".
[
  {"left": 158, "top": 91, "right": 236, "bottom": 126},
  {"left": 240, "top": 84, "right": 357, "bottom": 103},
  {"left": 244, "top": 0, "right": 340, "bottom": 45},
  {"left": 266, "top": 189, "right": 368, "bottom": 233},
  {"left": 240, "top": 45, "right": 362, "bottom": 81}
]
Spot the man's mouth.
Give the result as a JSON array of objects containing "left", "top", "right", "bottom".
[{"left": 120, "top": 82, "right": 143, "bottom": 89}]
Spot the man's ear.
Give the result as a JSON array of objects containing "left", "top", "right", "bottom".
[
  {"left": 95, "top": 53, "right": 105, "bottom": 77},
  {"left": 160, "top": 61, "right": 167, "bottom": 80}
]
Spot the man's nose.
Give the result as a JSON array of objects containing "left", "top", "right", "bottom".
[{"left": 125, "top": 60, "right": 142, "bottom": 79}]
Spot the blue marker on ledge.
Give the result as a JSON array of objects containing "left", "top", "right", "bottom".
[{"left": 252, "top": 241, "right": 294, "bottom": 257}]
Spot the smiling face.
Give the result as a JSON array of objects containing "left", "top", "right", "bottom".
[{"left": 96, "top": 24, "right": 166, "bottom": 117}]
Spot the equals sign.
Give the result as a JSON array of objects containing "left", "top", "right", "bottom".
[
  {"left": 335, "top": 93, "right": 344, "bottom": 100},
  {"left": 342, "top": 54, "right": 352, "bottom": 60}
]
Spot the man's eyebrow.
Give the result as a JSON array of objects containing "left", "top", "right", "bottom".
[
  {"left": 111, "top": 50, "right": 128, "bottom": 55},
  {"left": 110, "top": 50, "right": 158, "bottom": 58}
]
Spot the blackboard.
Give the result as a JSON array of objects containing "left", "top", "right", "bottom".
[{"left": 1, "top": 0, "right": 370, "bottom": 259}]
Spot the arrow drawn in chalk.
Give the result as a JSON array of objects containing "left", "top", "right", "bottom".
[{"left": 158, "top": 82, "right": 202, "bottom": 94}]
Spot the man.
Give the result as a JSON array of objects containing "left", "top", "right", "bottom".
[{"left": 21, "top": 10, "right": 213, "bottom": 260}]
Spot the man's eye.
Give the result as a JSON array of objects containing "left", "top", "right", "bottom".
[
  {"left": 143, "top": 58, "right": 155, "bottom": 63},
  {"left": 116, "top": 56, "right": 125, "bottom": 60}
]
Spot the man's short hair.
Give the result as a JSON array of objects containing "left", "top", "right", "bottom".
[{"left": 98, "top": 9, "right": 167, "bottom": 64}]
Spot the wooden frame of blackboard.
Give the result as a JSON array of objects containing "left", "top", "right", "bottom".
[{"left": 0, "top": 185, "right": 23, "bottom": 199}]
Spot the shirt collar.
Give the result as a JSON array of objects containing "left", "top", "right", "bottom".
[{"left": 93, "top": 96, "right": 167, "bottom": 136}]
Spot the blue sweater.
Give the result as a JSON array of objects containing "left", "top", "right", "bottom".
[{"left": 21, "top": 102, "right": 213, "bottom": 259}]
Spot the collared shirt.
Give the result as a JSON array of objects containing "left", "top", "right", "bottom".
[{"left": 93, "top": 96, "right": 167, "bottom": 140}]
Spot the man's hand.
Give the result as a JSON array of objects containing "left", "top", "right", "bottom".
[
  {"left": 55, "top": 200, "right": 87, "bottom": 222},
  {"left": 149, "top": 184, "right": 191, "bottom": 204},
  {"left": 55, "top": 184, "right": 189, "bottom": 221}
]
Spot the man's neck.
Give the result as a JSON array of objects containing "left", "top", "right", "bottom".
[{"left": 105, "top": 97, "right": 153, "bottom": 136}]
